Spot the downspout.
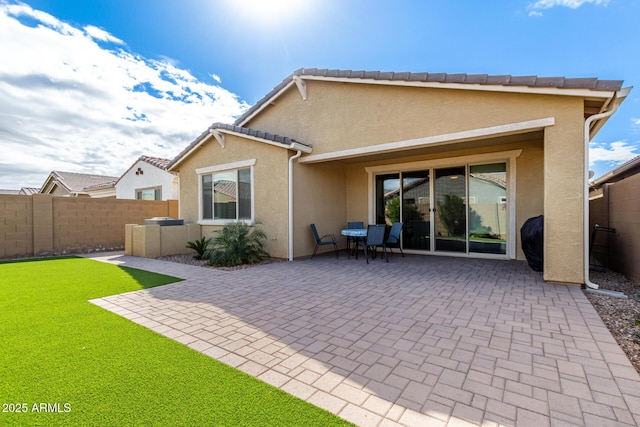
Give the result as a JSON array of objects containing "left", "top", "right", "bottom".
[
  {"left": 288, "top": 150, "right": 302, "bottom": 261},
  {"left": 583, "top": 101, "right": 620, "bottom": 289}
]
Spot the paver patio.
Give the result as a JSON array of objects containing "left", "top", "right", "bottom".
[{"left": 86, "top": 252, "right": 640, "bottom": 426}]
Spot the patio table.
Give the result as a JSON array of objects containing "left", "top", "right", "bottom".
[{"left": 341, "top": 228, "right": 367, "bottom": 259}]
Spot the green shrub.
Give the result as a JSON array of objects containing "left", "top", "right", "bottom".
[
  {"left": 205, "top": 223, "right": 269, "bottom": 267},
  {"left": 185, "top": 237, "right": 211, "bottom": 260}
]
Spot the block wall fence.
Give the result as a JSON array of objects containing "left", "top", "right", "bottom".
[
  {"left": 0, "top": 194, "right": 178, "bottom": 258},
  {"left": 589, "top": 173, "right": 640, "bottom": 282}
]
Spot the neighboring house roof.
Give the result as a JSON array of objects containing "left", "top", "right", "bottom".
[
  {"left": 0, "top": 187, "right": 40, "bottom": 195},
  {"left": 591, "top": 155, "right": 640, "bottom": 188},
  {"left": 168, "top": 122, "right": 312, "bottom": 171},
  {"left": 19, "top": 187, "right": 40, "bottom": 195},
  {"left": 235, "top": 68, "right": 626, "bottom": 127},
  {"left": 140, "top": 155, "right": 171, "bottom": 170},
  {"left": 83, "top": 180, "right": 118, "bottom": 191},
  {"left": 471, "top": 173, "right": 507, "bottom": 189},
  {"left": 40, "top": 171, "right": 119, "bottom": 195},
  {"left": 115, "top": 155, "right": 173, "bottom": 186}
]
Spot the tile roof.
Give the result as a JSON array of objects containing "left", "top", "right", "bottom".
[
  {"left": 168, "top": 122, "right": 310, "bottom": 170},
  {"left": 213, "top": 122, "right": 308, "bottom": 147},
  {"left": 44, "top": 171, "right": 119, "bottom": 194},
  {"left": 235, "top": 68, "right": 625, "bottom": 126},
  {"left": 140, "top": 155, "right": 171, "bottom": 170},
  {"left": 83, "top": 180, "right": 117, "bottom": 191},
  {"left": 19, "top": 187, "right": 40, "bottom": 195}
]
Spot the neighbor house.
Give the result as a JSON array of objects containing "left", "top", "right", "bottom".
[
  {"left": 589, "top": 155, "right": 640, "bottom": 281},
  {"left": 115, "top": 155, "right": 178, "bottom": 200},
  {"left": 39, "top": 171, "right": 118, "bottom": 198},
  {"left": 168, "top": 68, "right": 630, "bottom": 285}
]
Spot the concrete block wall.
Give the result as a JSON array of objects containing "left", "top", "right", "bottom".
[
  {"left": 0, "top": 194, "right": 34, "bottom": 257},
  {"left": 589, "top": 174, "right": 640, "bottom": 281},
  {"left": 0, "top": 194, "right": 179, "bottom": 258}
]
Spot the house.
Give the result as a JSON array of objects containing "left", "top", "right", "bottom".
[
  {"left": 168, "top": 68, "right": 630, "bottom": 286},
  {"left": 39, "top": 171, "right": 118, "bottom": 198},
  {"left": 0, "top": 187, "right": 40, "bottom": 195},
  {"left": 115, "top": 156, "right": 178, "bottom": 200},
  {"left": 589, "top": 155, "right": 640, "bottom": 281}
]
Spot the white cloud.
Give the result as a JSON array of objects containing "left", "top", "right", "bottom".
[
  {"left": 84, "top": 25, "right": 124, "bottom": 44},
  {"left": 632, "top": 117, "right": 640, "bottom": 125},
  {"left": 528, "top": 0, "right": 612, "bottom": 16},
  {"left": 589, "top": 140, "right": 639, "bottom": 166},
  {"left": 0, "top": 2, "right": 249, "bottom": 189}
]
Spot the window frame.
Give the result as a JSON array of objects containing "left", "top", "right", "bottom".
[
  {"left": 136, "top": 186, "right": 162, "bottom": 200},
  {"left": 196, "top": 159, "right": 256, "bottom": 225}
]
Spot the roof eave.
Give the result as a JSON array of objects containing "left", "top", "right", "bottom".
[
  {"left": 235, "top": 72, "right": 625, "bottom": 128},
  {"left": 588, "top": 86, "right": 633, "bottom": 139}
]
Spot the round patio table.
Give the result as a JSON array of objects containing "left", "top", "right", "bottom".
[{"left": 341, "top": 228, "right": 367, "bottom": 259}]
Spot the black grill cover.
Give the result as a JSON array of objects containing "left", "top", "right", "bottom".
[{"left": 520, "top": 215, "right": 543, "bottom": 272}]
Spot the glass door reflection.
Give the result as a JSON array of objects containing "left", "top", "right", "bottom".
[
  {"left": 434, "top": 167, "right": 467, "bottom": 253},
  {"left": 402, "top": 170, "right": 430, "bottom": 250}
]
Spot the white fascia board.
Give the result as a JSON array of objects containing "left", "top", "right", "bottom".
[
  {"left": 299, "top": 75, "right": 619, "bottom": 99},
  {"left": 299, "top": 117, "right": 554, "bottom": 164}
]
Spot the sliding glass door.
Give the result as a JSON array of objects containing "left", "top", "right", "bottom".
[
  {"left": 373, "top": 161, "right": 508, "bottom": 257},
  {"left": 402, "top": 171, "right": 430, "bottom": 250},
  {"left": 434, "top": 167, "right": 467, "bottom": 253},
  {"left": 468, "top": 163, "right": 507, "bottom": 254}
]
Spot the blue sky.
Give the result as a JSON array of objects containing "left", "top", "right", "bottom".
[{"left": 1, "top": 0, "right": 638, "bottom": 189}]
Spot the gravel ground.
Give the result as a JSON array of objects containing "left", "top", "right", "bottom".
[
  {"left": 158, "top": 253, "right": 640, "bottom": 374},
  {"left": 585, "top": 269, "right": 640, "bottom": 374}
]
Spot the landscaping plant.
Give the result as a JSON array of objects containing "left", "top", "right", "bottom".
[
  {"left": 205, "top": 222, "right": 269, "bottom": 267},
  {"left": 185, "top": 236, "right": 211, "bottom": 260}
]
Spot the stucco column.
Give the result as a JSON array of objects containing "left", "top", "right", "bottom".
[{"left": 543, "top": 117, "right": 584, "bottom": 284}]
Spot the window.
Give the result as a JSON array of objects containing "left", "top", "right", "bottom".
[
  {"left": 136, "top": 187, "right": 161, "bottom": 200},
  {"left": 198, "top": 159, "right": 255, "bottom": 224}
]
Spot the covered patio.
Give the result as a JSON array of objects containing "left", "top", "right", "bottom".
[{"left": 88, "top": 253, "right": 640, "bottom": 426}]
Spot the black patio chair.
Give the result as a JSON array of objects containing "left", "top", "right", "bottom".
[
  {"left": 383, "top": 222, "right": 405, "bottom": 262},
  {"left": 310, "top": 224, "right": 338, "bottom": 259},
  {"left": 357, "top": 224, "right": 386, "bottom": 264}
]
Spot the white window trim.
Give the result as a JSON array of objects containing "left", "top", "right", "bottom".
[
  {"left": 197, "top": 159, "right": 256, "bottom": 226},
  {"left": 365, "top": 149, "right": 521, "bottom": 259},
  {"left": 135, "top": 186, "right": 162, "bottom": 200}
]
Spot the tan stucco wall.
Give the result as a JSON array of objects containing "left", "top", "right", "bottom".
[
  {"left": 175, "top": 133, "right": 291, "bottom": 259},
  {"left": 242, "top": 80, "right": 586, "bottom": 284},
  {"left": 293, "top": 162, "right": 347, "bottom": 257},
  {"left": 543, "top": 109, "right": 586, "bottom": 284}
]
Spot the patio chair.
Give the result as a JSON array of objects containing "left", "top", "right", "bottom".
[
  {"left": 346, "top": 221, "right": 364, "bottom": 255},
  {"left": 357, "top": 224, "right": 386, "bottom": 264},
  {"left": 383, "top": 222, "right": 405, "bottom": 262},
  {"left": 310, "top": 224, "right": 338, "bottom": 259}
]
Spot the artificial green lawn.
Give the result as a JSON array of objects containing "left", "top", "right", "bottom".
[{"left": 0, "top": 257, "right": 350, "bottom": 426}]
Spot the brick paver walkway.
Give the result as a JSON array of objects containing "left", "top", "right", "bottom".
[{"left": 86, "top": 252, "right": 640, "bottom": 426}]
